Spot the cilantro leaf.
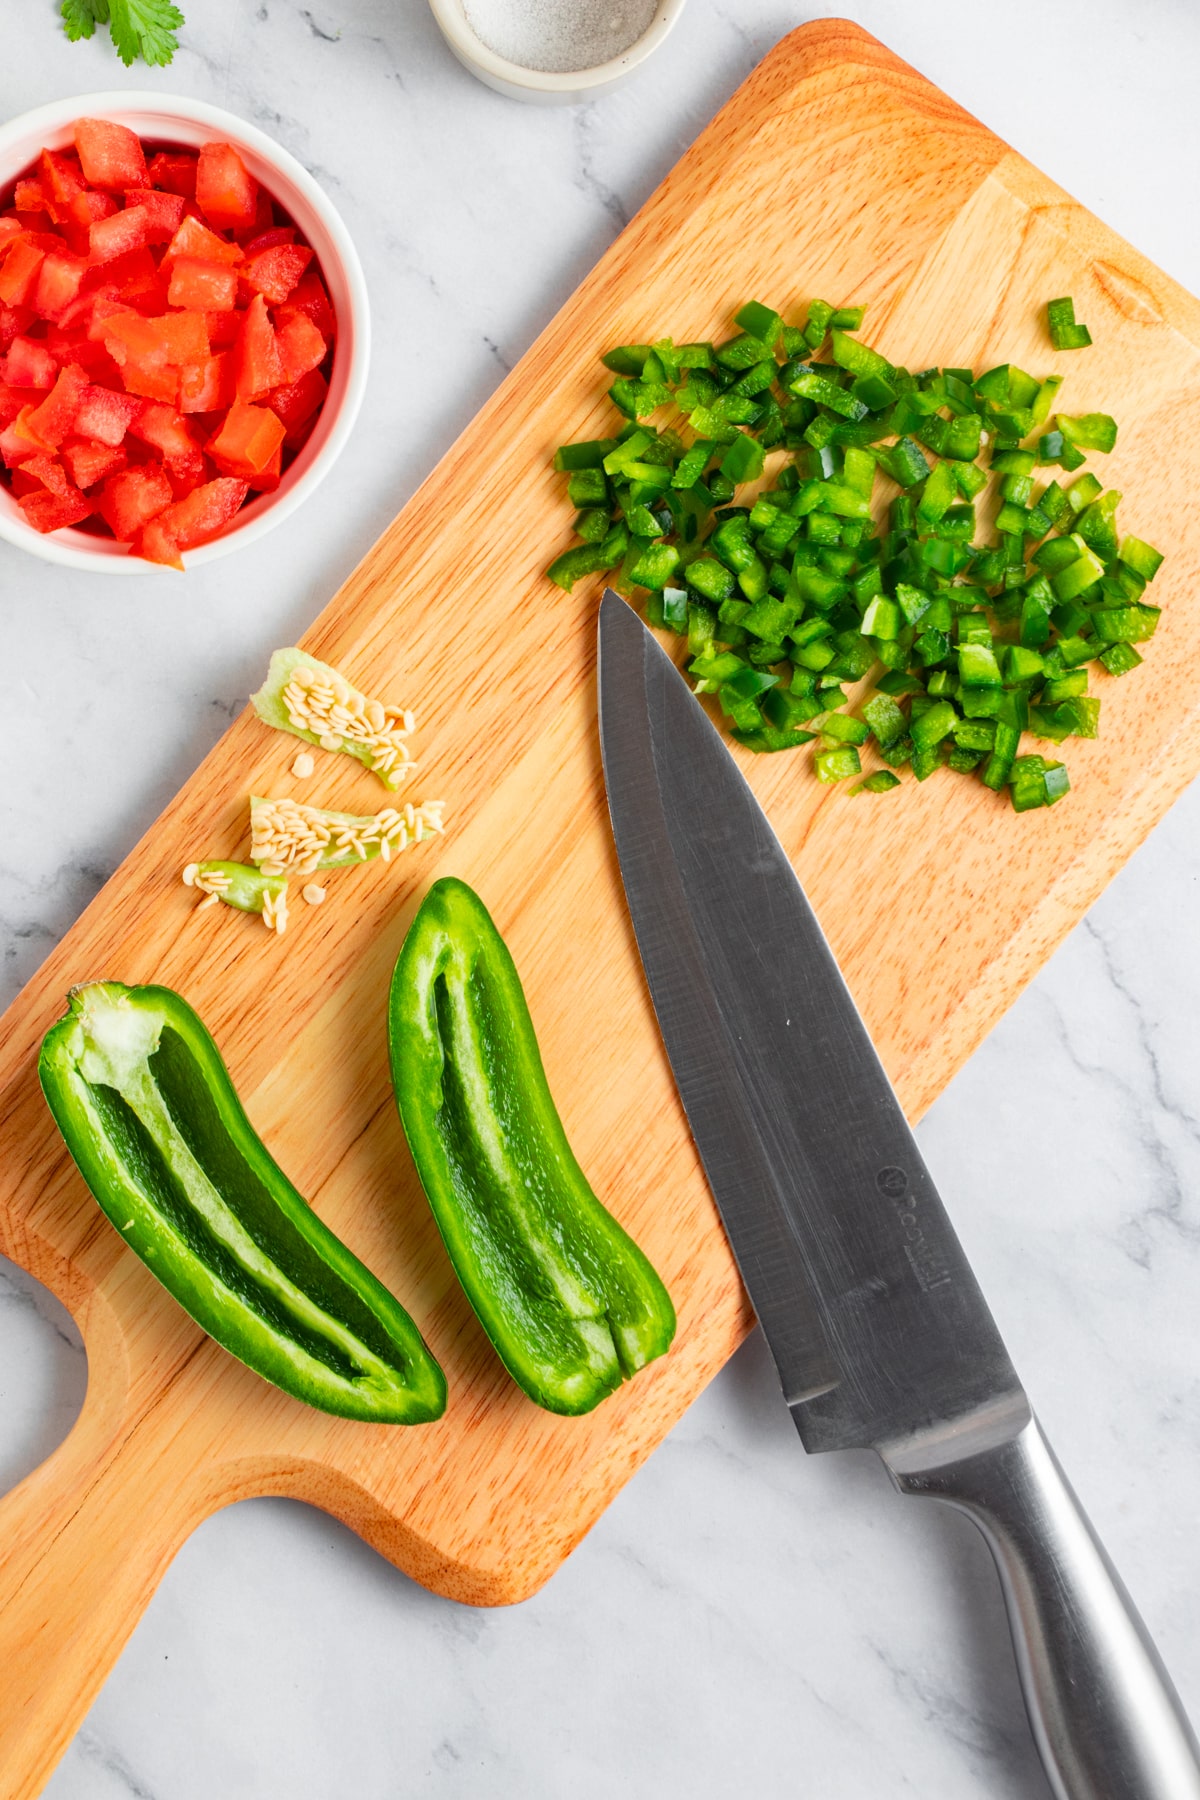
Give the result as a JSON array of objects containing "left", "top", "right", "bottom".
[
  {"left": 61, "top": 0, "right": 183, "bottom": 65},
  {"left": 60, "top": 0, "right": 101, "bottom": 42},
  {"left": 107, "top": 0, "right": 184, "bottom": 65}
]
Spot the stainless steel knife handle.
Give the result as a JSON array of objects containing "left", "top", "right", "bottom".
[{"left": 885, "top": 1416, "right": 1200, "bottom": 1800}]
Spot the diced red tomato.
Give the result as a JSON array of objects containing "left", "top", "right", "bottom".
[
  {"left": 233, "top": 293, "right": 282, "bottom": 400},
  {"left": 82, "top": 292, "right": 134, "bottom": 335},
  {"left": 274, "top": 311, "right": 328, "bottom": 384},
  {"left": 124, "top": 188, "right": 186, "bottom": 244},
  {"left": 97, "top": 462, "right": 174, "bottom": 539},
  {"left": 73, "top": 383, "right": 141, "bottom": 445},
  {"left": 42, "top": 344, "right": 104, "bottom": 386},
  {"left": 207, "top": 397, "right": 285, "bottom": 476},
  {"left": 122, "top": 358, "right": 180, "bottom": 405},
  {"left": 0, "top": 119, "right": 332, "bottom": 558},
  {"left": 0, "top": 384, "right": 28, "bottom": 426},
  {"left": 83, "top": 344, "right": 129, "bottom": 392},
  {"left": 146, "top": 152, "right": 198, "bottom": 197},
  {"left": 128, "top": 404, "right": 205, "bottom": 496},
  {"left": 18, "top": 487, "right": 93, "bottom": 532},
  {"left": 89, "top": 206, "right": 151, "bottom": 265},
  {"left": 239, "top": 185, "right": 276, "bottom": 244},
  {"left": 168, "top": 458, "right": 211, "bottom": 500},
  {"left": 91, "top": 313, "right": 147, "bottom": 368},
  {"left": 90, "top": 307, "right": 178, "bottom": 402},
  {"left": 136, "top": 519, "right": 183, "bottom": 567},
  {"left": 12, "top": 407, "right": 53, "bottom": 454},
  {"left": 159, "top": 312, "right": 211, "bottom": 365},
  {"left": 0, "top": 418, "right": 41, "bottom": 466},
  {"left": 206, "top": 308, "right": 242, "bottom": 349},
  {"left": 60, "top": 437, "right": 128, "bottom": 489},
  {"left": 99, "top": 310, "right": 210, "bottom": 371},
  {"left": 0, "top": 303, "right": 35, "bottom": 350},
  {"left": 137, "top": 474, "right": 249, "bottom": 567},
  {"left": 33, "top": 252, "right": 88, "bottom": 322},
  {"left": 268, "top": 368, "right": 328, "bottom": 439},
  {"left": 278, "top": 270, "right": 336, "bottom": 341},
  {"left": 168, "top": 256, "right": 239, "bottom": 311},
  {"left": 247, "top": 441, "right": 282, "bottom": 492},
  {"left": 105, "top": 316, "right": 163, "bottom": 370},
  {"left": 241, "top": 226, "right": 296, "bottom": 255},
  {"left": 128, "top": 401, "right": 196, "bottom": 454},
  {"left": 179, "top": 352, "right": 234, "bottom": 414},
  {"left": 75, "top": 119, "right": 148, "bottom": 190},
  {"left": 88, "top": 247, "right": 166, "bottom": 313},
  {"left": 196, "top": 144, "right": 258, "bottom": 233},
  {"left": 67, "top": 189, "right": 118, "bottom": 234},
  {"left": 57, "top": 285, "right": 113, "bottom": 332},
  {"left": 20, "top": 452, "right": 79, "bottom": 499},
  {"left": 39, "top": 323, "right": 82, "bottom": 354},
  {"left": 162, "top": 213, "right": 244, "bottom": 267},
  {"left": 19, "top": 230, "right": 64, "bottom": 255},
  {"left": 38, "top": 150, "right": 88, "bottom": 225},
  {"left": 242, "top": 243, "right": 312, "bottom": 306},
  {"left": 4, "top": 336, "right": 57, "bottom": 388},
  {"left": 19, "top": 362, "right": 90, "bottom": 450},
  {"left": 0, "top": 241, "right": 47, "bottom": 308}
]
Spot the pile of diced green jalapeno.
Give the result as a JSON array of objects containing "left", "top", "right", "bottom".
[{"left": 548, "top": 299, "right": 1163, "bottom": 812}]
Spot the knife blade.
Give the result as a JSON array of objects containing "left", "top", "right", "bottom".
[{"left": 597, "top": 589, "right": 1200, "bottom": 1800}]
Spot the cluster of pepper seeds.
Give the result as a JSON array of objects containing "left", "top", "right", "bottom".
[
  {"left": 279, "top": 663, "right": 416, "bottom": 785},
  {"left": 547, "top": 298, "right": 1164, "bottom": 811},
  {"left": 182, "top": 859, "right": 289, "bottom": 931},
  {"left": 251, "top": 795, "right": 447, "bottom": 877},
  {"left": 182, "top": 652, "right": 445, "bottom": 933}
]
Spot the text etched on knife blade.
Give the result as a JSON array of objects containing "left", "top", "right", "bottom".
[{"left": 877, "top": 1168, "right": 952, "bottom": 1295}]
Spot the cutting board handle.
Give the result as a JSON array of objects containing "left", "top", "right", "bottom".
[{"left": 0, "top": 1366, "right": 212, "bottom": 1800}]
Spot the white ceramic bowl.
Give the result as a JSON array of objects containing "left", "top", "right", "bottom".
[
  {"left": 427, "top": 0, "right": 688, "bottom": 104},
  {"left": 0, "top": 92, "right": 369, "bottom": 573}
]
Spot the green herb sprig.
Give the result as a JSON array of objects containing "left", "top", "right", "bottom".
[{"left": 60, "top": 0, "right": 184, "bottom": 68}]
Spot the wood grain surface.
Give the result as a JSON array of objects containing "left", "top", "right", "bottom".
[{"left": 4, "top": 18, "right": 1200, "bottom": 1796}]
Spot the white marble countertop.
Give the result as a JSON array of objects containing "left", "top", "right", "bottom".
[{"left": 3, "top": 3, "right": 1200, "bottom": 1795}]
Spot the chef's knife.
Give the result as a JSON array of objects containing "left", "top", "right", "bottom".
[{"left": 597, "top": 590, "right": 1200, "bottom": 1800}]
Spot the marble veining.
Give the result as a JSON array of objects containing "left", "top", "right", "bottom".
[{"left": 3, "top": 1, "right": 1200, "bottom": 1794}]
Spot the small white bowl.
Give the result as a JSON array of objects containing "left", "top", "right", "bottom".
[
  {"left": 427, "top": 0, "right": 688, "bottom": 104},
  {"left": 0, "top": 92, "right": 369, "bottom": 573}
]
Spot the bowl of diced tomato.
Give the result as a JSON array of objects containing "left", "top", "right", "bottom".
[{"left": 0, "top": 93, "right": 368, "bottom": 571}]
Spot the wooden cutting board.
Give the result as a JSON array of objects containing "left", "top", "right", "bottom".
[{"left": 4, "top": 19, "right": 1200, "bottom": 1796}]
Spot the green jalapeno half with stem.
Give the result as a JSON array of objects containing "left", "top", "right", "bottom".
[
  {"left": 40, "top": 981, "right": 446, "bottom": 1424},
  {"left": 388, "top": 878, "right": 675, "bottom": 1417}
]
